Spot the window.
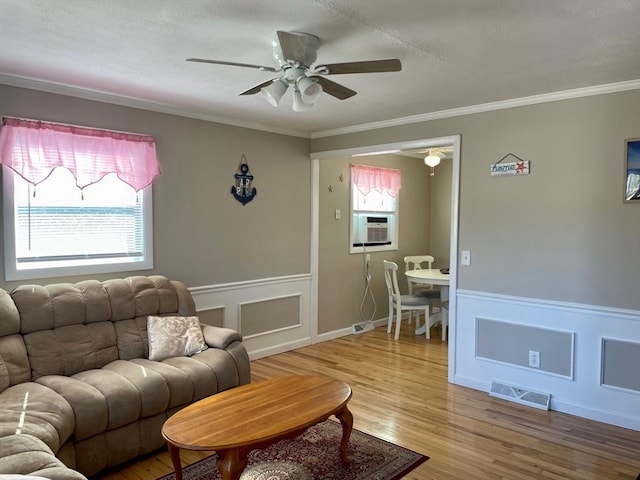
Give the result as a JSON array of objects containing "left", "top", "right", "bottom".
[
  {"left": 350, "top": 164, "right": 401, "bottom": 253},
  {"left": 3, "top": 167, "right": 153, "bottom": 280},
  {"left": 0, "top": 117, "right": 159, "bottom": 281}
]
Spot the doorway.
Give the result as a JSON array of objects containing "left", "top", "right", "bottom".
[{"left": 310, "top": 134, "right": 461, "bottom": 383}]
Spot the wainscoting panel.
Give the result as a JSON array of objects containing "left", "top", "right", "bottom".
[
  {"left": 196, "top": 306, "right": 225, "bottom": 328},
  {"left": 601, "top": 338, "right": 640, "bottom": 393},
  {"left": 476, "top": 318, "right": 574, "bottom": 378},
  {"left": 455, "top": 290, "right": 640, "bottom": 431},
  {"left": 240, "top": 295, "right": 301, "bottom": 337},
  {"left": 190, "top": 274, "right": 312, "bottom": 360}
]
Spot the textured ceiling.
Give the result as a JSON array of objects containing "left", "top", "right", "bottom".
[{"left": 0, "top": 0, "right": 639, "bottom": 137}]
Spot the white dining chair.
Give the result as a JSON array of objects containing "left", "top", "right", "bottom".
[
  {"left": 403, "top": 255, "right": 440, "bottom": 298},
  {"left": 383, "top": 260, "right": 434, "bottom": 340},
  {"left": 440, "top": 300, "right": 449, "bottom": 342},
  {"left": 403, "top": 255, "right": 441, "bottom": 326}
]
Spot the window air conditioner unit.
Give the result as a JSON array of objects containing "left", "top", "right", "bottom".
[{"left": 366, "top": 216, "right": 388, "bottom": 244}]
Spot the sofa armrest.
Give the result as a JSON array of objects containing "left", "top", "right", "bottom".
[{"left": 201, "top": 324, "right": 242, "bottom": 350}]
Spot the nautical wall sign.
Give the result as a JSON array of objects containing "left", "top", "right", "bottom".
[
  {"left": 490, "top": 153, "right": 530, "bottom": 177},
  {"left": 231, "top": 154, "right": 257, "bottom": 205}
]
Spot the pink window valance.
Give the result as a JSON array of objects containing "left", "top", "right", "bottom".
[
  {"left": 351, "top": 163, "right": 402, "bottom": 197},
  {"left": 0, "top": 117, "right": 160, "bottom": 191}
]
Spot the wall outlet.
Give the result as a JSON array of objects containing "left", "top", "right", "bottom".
[
  {"left": 335, "top": 208, "right": 341, "bottom": 220},
  {"left": 529, "top": 350, "right": 540, "bottom": 368}
]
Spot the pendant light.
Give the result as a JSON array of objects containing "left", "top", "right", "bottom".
[{"left": 424, "top": 151, "right": 441, "bottom": 176}]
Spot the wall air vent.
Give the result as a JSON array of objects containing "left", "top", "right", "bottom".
[
  {"left": 489, "top": 380, "right": 550, "bottom": 410},
  {"left": 366, "top": 216, "right": 388, "bottom": 244}
]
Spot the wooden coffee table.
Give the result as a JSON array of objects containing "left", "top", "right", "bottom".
[{"left": 161, "top": 375, "right": 353, "bottom": 480}]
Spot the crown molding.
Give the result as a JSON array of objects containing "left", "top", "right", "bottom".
[
  {"left": 310, "top": 79, "right": 640, "bottom": 139},
  {"left": 0, "top": 74, "right": 310, "bottom": 139},
  {"left": 3, "top": 74, "right": 638, "bottom": 141}
]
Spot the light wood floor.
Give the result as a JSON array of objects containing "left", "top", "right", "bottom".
[{"left": 95, "top": 325, "right": 640, "bottom": 480}]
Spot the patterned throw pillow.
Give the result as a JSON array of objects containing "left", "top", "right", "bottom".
[{"left": 147, "top": 315, "right": 208, "bottom": 361}]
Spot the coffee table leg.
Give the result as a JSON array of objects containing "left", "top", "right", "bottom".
[
  {"left": 216, "top": 447, "right": 248, "bottom": 480},
  {"left": 167, "top": 443, "right": 183, "bottom": 480},
  {"left": 335, "top": 405, "right": 353, "bottom": 463}
]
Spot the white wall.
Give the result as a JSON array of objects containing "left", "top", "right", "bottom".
[{"left": 456, "top": 290, "right": 640, "bottom": 429}]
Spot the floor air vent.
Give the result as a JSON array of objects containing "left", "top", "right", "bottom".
[{"left": 489, "top": 380, "right": 550, "bottom": 410}]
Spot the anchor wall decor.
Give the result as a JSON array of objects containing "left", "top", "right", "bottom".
[{"left": 231, "top": 154, "right": 257, "bottom": 205}]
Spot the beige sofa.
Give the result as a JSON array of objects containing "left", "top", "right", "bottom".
[{"left": 0, "top": 275, "right": 251, "bottom": 478}]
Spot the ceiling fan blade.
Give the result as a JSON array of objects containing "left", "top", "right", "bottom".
[
  {"left": 276, "top": 31, "right": 320, "bottom": 66},
  {"left": 239, "top": 79, "right": 280, "bottom": 96},
  {"left": 186, "top": 58, "right": 279, "bottom": 73},
  {"left": 313, "top": 77, "right": 357, "bottom": 100},
  {"left": 317, "top": 59, "right": 402, "bottom": 75}
]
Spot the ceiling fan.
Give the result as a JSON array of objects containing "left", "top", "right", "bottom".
[{"left": 187, "top": 30, "right": 402, "bottom": 112}]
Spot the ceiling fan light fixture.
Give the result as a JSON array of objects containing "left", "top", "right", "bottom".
[
  {"left": 297, "top": 77, "right": 323, "bottom": 104},
  {"left": 293, "top": 89, "right": 314, "bottom": 112},
  {"left": 188, "top": 31, "right": 402, "bottom": 110},
  {"left": 261, "top": 79, "right": 289, "bottom": 107},
  {"left": 424, "top": 152, "right": 441, "bottom": 176},
  {"left": 424, "top": 153, "right": 441, "bottom": 168}
]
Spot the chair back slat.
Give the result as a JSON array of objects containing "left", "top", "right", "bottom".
[
  {"left": 403, "top": 255, "right": 434, "bottom": 271},
  {"left": 383, "top": 260, "right": 401, "bottom": 305}
]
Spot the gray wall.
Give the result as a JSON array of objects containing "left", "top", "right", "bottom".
[
  {"left": 1, "top": 84, "right": 638, "bottom": 340},
  {"left": 430, "top": 159, "right": 452, "bottom": 269},
  {"left": 0, "top": 85, "right": 311, "bottom": 290},
  {"left": 318, "top": 154, "right": 432, "bottom": 333},
  {"left": 312, "top": 90, "right": 640, "bottom": 311}
]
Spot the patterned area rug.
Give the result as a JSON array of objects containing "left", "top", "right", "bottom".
[{"left": 157, "top": 420, "right": 428, "bottom": 480}]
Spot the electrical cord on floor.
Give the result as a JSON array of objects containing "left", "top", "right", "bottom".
[{"left": 357, "top": 251, "right": 377, "bottom": 330}]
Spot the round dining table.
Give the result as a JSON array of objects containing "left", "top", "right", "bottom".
[{"left": 404, "top": 268, "right": 450, "bottom": 339}]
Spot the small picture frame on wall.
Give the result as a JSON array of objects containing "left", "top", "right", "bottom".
[{"left": 625, "top": 138, "right": 640, "bottom": 202}]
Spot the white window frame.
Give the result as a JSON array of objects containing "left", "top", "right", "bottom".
[
  {"left": 349, "top": 181, "right": 399, "bottom": 254},
  {"left": 3, "top": 167, "right": 154, "bottom": 281}
]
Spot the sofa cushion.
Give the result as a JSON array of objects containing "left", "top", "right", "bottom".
[
  {"left": 0, "top": 289, "right": 28, "bottom": 395},
  {"left": 0, "top": 289, "right": 20, "bottom": 337},
  {"left": 72, "top": 416, "right": 165, "bottom": 477},
  {"left": 113, "top": 317, "right": 148, "bottom": 360},
  {"left": 0, "top": 335, "right": 31, "bottom": 392},
  {"left": 129, "top": 359, "right": 194, "bottom": 408},
  {"left": 160, "top": 347, "right": 242, "bottom": 402},
  {"left": 161, "top": 356, "right": 218, "bottom": 401},
  {"left": 190, "top": 347, "right": 241, "bottom": 392},
  {"left": 147, "top": 315, "right": 208, "bottom": 361},
  {"left": 23, "top": 322, "right": 118, "bottom": 380},
  {"left": 103, "top": 276, "right": 179, "bottom": 321},
  {"left": 11, "top": 282, "right": 110, "bottom": 334},
  {"left": 102, "top": 360, "right": 170, "bottom": 417},
  {"left": 0, "top": 434, "right": 87, "bottom": 480},
  {"left": 35, "top": 375, "right": 108, "bottom": 442},
  {"left": 63, "top": 359, "right": 170, "bottom": 432},
  {"left": 0, "top": 383, "right": 74, "bottom": 453},
  {"left": 70, "top": 368, "right": 141, "bottom": 430}
]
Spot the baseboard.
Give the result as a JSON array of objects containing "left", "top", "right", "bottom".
[
  {"left": 248, "top": 338, "right": 311, "bottom": 361},
  {"left": 314, "top": 318, "right": 388, "bottom": 344},
  {"left": 453, "top": 374, "right": 640, "bottom": 431}
]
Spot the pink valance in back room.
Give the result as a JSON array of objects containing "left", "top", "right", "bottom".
[{"left": 351, "top": 163, "right": 402, "bottom": 197}]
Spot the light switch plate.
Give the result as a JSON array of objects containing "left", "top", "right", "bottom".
[{"left": 461, "top": 250, "right": 471, "bottom": 266}]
